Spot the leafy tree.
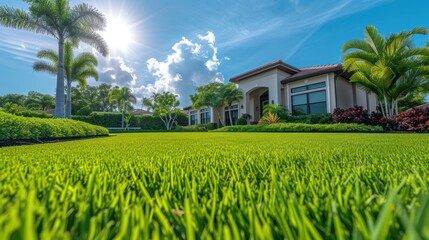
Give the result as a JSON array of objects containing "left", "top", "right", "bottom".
[
  {"left": 342, "top": 25, "right": 429, "bottom": 117},
  {"left": 109, "top": 87, "right": 136, "bottom": 129},
  {"left": 0, "top": 94, "right": 27, "bottom": 107},
  {"left": 24, "top": 91, "right": 55, "bottom": 110},
  {"left": 0, "top": 0, "right": 108, "bottom": 118},
  {"left": 144, "top": 92, "right": 181, "bottom": 131},
  {"left": 33, "top": 42, "right": 99, "bottom": 118},
  {"left": 190, "top": 82, "right": 225, "bottom": 126},
  {"left": 221, "top": 83, "right": 243, "bottom": 126},
  {"left": 98, "top": 83, "right": 113, "bottom": 111}
]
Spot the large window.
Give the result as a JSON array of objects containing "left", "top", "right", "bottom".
[
  {"left": 190, "top": 110, "right": 198, "bottom": 125},
  {"left": 225, "top": 105, "right": 239, "bottom": 125},
  {"left": 200, "top": 108, "right": 211, "bottom": 124},
  {"left": 291, "top": 82, "right": 327, "bottom": 115}
]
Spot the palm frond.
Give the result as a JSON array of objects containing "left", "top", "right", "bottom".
[
  {"left": 71, "top": 30, "right": 108, "bottom": 56},
  {"left": 341, "top": 39, "right": 373, "bottom": 53},
  {"left": 0, "top": 6, "right": 53, "bottom": 35},
  {"left": 36, "top": 49, "right": 58, "bottom": 63},
  {"left": 364, "top": 25, "right": 385, "bottom": 55},
  {"left": 33, "top": 62, "right": 57, "bottom": 75},
  {"left": 70, "top": 3, "right": 106, "bottom": 31}
]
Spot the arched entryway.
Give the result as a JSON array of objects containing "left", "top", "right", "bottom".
[{"left": 245, "top": 87, "right": 269, "bottom": 123}]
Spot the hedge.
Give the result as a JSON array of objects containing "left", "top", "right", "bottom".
[
  {"left": 0, "top": 111, "right": 109, "bottom": 140},
  {"left": 72, "top": 112, "right": 188, "bottom": 130},
  {"left": 215, "top": 123, "right": 383, "bottom": 132}
]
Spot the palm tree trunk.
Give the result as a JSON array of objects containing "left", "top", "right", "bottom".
[
  {"left": 65, "top": 80, "right": 72, "bottom": 118},
  {"left": 228, "top": 104, "right": 233, "bottom": 126},
  {"left": 55, "top": 39, "right": 65, "bottom": 118},
  {"left": 122, "top": 101, "right": 125, "bottom": 129},
  {"left": 215, "top": 108, "right": 225, "bottom": 127}
]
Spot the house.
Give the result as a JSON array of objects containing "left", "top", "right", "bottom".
[{"left": 185, "top": 60, "right": 378, "bottom": 125}]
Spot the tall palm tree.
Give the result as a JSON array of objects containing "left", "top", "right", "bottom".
[
  {"left": 0, "top": 0, "right": 108, "bottom": 118},
  {"left": 33, "top": 42, "right": 99, "bottom": 118},
  {"left": 109, "top": 87, "right": 137, "bottom": 129},
  {"left": 342, "top": 25, "right": 429, "bottom": 117},
  {"left": 221, "top": 83, "right": 243, "bottom": 126}
]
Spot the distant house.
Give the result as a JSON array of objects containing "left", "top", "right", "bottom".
[{"left": 185, "top": 60, "right": 378, "bottom": 125}]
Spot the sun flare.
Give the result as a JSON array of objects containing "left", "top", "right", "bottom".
[{"left": 101, "top": 17, "right": 134, "bottom": 53}]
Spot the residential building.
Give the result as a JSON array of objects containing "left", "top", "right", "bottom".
[{"left": 184, "top": 60, "right": 378, "bottom": 125}]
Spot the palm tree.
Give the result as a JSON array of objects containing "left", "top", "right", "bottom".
[
  {"left": 221, "top": 83, "right": 243, "bottom": 126},
  {"left": 342, "top": 25, "right": 429, "bottom": 117},
  {"left": 33, "top": 42, "right": 99, "bottom": 118},
  {"left": 0, "top": 0, "right": 108, "bottom": 118},
  {"left": 109, "top": 87, "right": 137, "bottom": 129}
]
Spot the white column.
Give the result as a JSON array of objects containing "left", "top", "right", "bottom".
[{"left": 326, "top": 74, "right": 331, "bottom": 113}]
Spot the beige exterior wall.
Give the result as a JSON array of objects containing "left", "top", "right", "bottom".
[{"left": 238, "top": 69, "right": 291, "bottom": 122}]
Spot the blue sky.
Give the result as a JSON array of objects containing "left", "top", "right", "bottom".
[{"left": 0, "top": 0, "right": 428, "bottom": 106}]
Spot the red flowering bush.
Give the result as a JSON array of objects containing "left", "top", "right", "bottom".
[
  {"left": 333, "top": 106, "right": 369, "bottom": 124},
  {"left": 334, "top": 106, "right": 429, "bottom": 132},
  {"left": 386, "top": 107, "right": 429, "bottom": 132}
]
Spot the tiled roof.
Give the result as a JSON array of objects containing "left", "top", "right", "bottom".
[
  {"left": 230, "top": 60, "right": 300, "bottom": 83},
  {"left": 281, "top": 64, "right": 343, "bottom": 83},
  {"left": 229, "top": 60, "right": 349, "bottom": 84}
]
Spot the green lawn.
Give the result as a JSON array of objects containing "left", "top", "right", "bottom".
[{"left": 0, "top": 133, "right": 428, "bottom": 239}]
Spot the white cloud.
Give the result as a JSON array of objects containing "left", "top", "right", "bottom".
[
  {"left": 141, "top": 31, "right": 223, "bottom": 107},
  {"left": 97, "top": 55, "right": 137, "bottom": 87}
]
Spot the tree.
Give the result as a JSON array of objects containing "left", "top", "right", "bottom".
[
  {"left": 221, "top": 83, "right": 243, "bottom": 126},
  {"left": 0, "top": 0, "right": 108, "bottom": 118},
  {"left": 190, "top": 82, "right": 225, "bottom": 126},
  {"left": 98, "top": 83, "right": 113, "bottom": 112},
  {"left": 342, "top": 25, "right": 429, "bottom": 117},
  {"left": 24, "top": 91, "right": 55, "bottom": 110},
  {"left": 144, "top": 92, "right": 181, "bottom": 131},
  {"left": 0, "top": 94, "right": 27, "bottom": 107},
  {"left": 33, "top": 42, "right": 99, "bottom": 118},
  {"left": 109, "top": 87, "right": 136, "bottom": 129}
]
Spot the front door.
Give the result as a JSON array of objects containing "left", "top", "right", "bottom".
[{"left": 260, "top": 90, "right": 269, "bottom": 118}]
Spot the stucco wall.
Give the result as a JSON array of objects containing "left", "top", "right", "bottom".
[{"left": 237, "top": 69, "right": 290, "bottom": 122}]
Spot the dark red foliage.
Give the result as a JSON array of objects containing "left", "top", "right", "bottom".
[
  {"left": 386, "top": 107, "right": 429, "bottom": 132},
  {"left": 334, "top": 106, "right": 429, "bottom": 132},
  {"left": 333, "top": 106, "right": 369, "bottom": 124}
]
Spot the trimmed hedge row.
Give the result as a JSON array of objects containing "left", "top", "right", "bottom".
[
  {"left": 0, "top": 111, "right": 109, "bottom": 140},
  {"left": 72, "top": 112, "right": 188, "bottom": 130},
  {"left": 215, "top": 123, "right": 383, "bottom": 132}
]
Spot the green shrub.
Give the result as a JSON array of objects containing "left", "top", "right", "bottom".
[
  {"left": 174, "top": 125, "right": 208, "bottom": 132},
  {"left": 263, "top": 104, "right": 289, "bottom": 120},
  {"left": 75, "top": 106, "right": 92, "bottom": 116},
  {"left": 73, "top": 112, "right": 188, "bottom": 130},
  {"left": 237, "top": 117, "right": 248, "bottom": 125},
  {"left": 215, "top": 123, "right": 383, "bottom": 132},
  {"left": 0, "top": 111, "right": 108, "bottom": 140},
  {"left": 1, "top": 103, "right": 53, "bottom": 118},
  {"left": 286, "top": 114, "right": 334, "bottom": 124}
]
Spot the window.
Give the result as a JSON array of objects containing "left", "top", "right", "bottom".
[
  {"left": 291, "top": 82, "right": 327, "bottom": 115},
  {"left": 200, "top": 108, "right": 211, "bottom": 124},
  {"left": 190, "top": 110, "right": 198, "bottom": 125},
  {"left": 292, "top": 90, "right": 327, "bottom": 115},
  {"left": 225, "top": 105, "right": 239, "bottom": 125},
  {"left": 291, "top": 82, "right": 326, "bottom": 93}
]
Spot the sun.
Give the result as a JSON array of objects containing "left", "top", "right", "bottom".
[{"left": 100, "top": 17, "right": 134, "bottom": 53}]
